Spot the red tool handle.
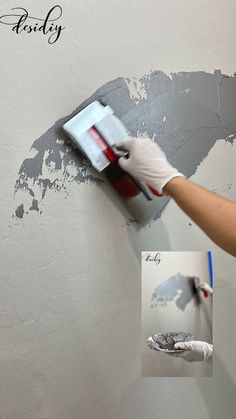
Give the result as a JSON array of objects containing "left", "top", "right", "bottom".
[
  {"left": 88, "top": 127, "right": 116, "bottom": 162},
  {"left": 202, "top": 289, "right": 209, "bottom": 298},
  {"left": 148, "top": 185, "right": 163, "bottom": 197}
]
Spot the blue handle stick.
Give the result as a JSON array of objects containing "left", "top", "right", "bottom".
[{"left": 207, "top": 251, "right": 213, "bottom": 288}]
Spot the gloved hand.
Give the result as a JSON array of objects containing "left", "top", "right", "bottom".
[
  {"left": 117, "top": 137, "right": 184, "bottom": 194},
  {"left": 198, "top": 283, "right": 213, "bottom": 297},
  {"left": 168, "top": 341, "right": 213, "bottom": 362}
]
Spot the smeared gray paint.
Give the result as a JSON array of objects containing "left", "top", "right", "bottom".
[
  {"left": 14, "top": 70, "right": 236, "bottom": 218},
  {"left": 15, "top": 204, "right": 24, "bottom": 219},
  {"left": 29, "top": 199, "right": 39, "bottom": 212},
  {"left": 14, "top": 118, "right": 103, "bottom": 216},
  {"left": 150, "top": 273, "right": 200, "bottom": 311},
  {"left": 15, "top": 199, "right": 39, "bottom": 218}
]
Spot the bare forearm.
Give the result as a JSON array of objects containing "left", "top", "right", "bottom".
[
  {"left": 164, "top": 177, "right": 236, "bottom": 257},
  {"left": 116, "top": 137, "right": 236, "bottom": 256}
]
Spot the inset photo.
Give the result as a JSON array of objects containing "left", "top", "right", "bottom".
[{"left": 142, "top": 251, "right": 213, "bottom": 377}]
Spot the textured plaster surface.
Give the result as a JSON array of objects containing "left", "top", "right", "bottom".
[
  {"left": 14, "top": 71, "right": 236, "bottom": 219},
  {"left": 1, "top": 0, "right": 236, "bottom": 418}
]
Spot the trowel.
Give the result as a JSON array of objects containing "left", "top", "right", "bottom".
[{"left": 63, "top": 100, "right": 163, "bottom": 221}]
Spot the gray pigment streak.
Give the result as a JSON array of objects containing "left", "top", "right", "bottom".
[
  {"left": 15, "top": 204, "right": 24, "bottom": 219},
  {"left": 151, "top": 273, "right": 199, "bottom": 311},
  {"left": 14, "top": 70, "right": 236, "bottom": 218},
  {"left": 29, "top": 199, "right": 39, "bottom": 212}
]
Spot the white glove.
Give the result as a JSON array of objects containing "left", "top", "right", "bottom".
[
  {"left": 169, "top": 341, "right": 213, "bottom": 362},
  {"left": 117, "top": 137, "right": 184, "bottom": 194},
  {"left": 198, "top": 283, "right": 213, "bottom": 297}
]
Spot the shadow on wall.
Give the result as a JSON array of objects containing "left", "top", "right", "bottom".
[{"left": 14, "top": 70, "right": 236, "bottom": 220}]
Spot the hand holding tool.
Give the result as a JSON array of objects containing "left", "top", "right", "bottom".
[
  {"left": 117, "top": 137, "right": 184, "bottom": 195},
  {"left": 169, "top": 341, "right": 213, "bottom": 362}
]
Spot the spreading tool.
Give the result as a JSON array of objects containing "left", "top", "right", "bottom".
[
  {"left": 63, "top": 101, "right": 159, "bottom": 202},
  {"left": 147, "top": 332, "right": 194, "bottom": 353}
]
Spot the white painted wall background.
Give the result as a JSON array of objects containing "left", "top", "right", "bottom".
[{"left": 1, "top": 1, "right": 236, "bottom": 418}]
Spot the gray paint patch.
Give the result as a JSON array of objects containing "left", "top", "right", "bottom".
[
  {"left": 150, "top": 273, "right": 199, "bottom": 311},
  {"left": 15, "top": 204, "right": 24, "bottom": 219},
  {"left": 29, "top": 199, "right": 39, "bottom": 212},
  {"left": 14, "top": 70, "right": 236, "bottom": 218}
]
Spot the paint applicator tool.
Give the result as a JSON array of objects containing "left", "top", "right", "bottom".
[
  {"left": 63, "top": 101, "right": 162, "bottom": 219},
  {"left": 194, "top": 278, "right": 213, "bottom": 298}
]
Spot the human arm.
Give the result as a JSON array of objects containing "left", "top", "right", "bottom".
[
  {"left": 117, "top": 137, "right": 236, "bottom": 257},
  {"left": 163, "top": 177, "right": 236, "bottom": 257}
]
